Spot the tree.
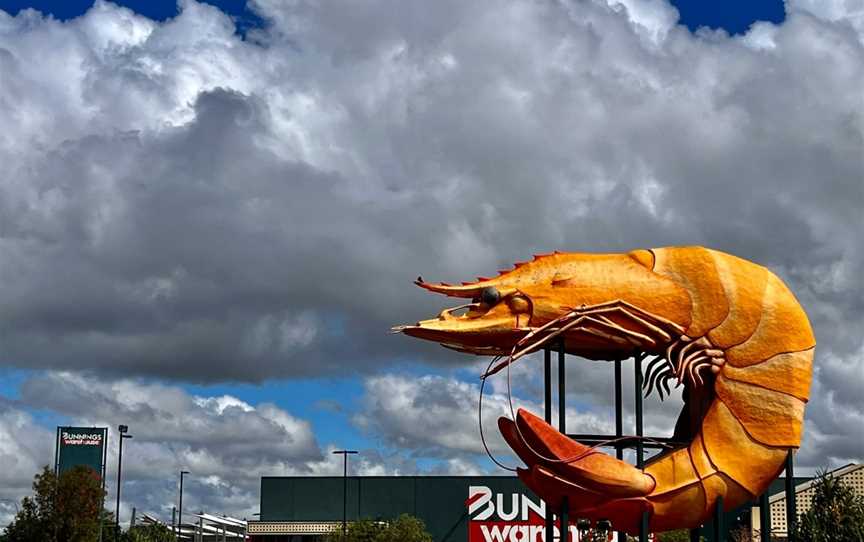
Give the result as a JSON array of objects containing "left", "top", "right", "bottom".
[
  {"left": 324, "top": 514, "right": 433, "bottom": 542},
  {"left": 3, "top": 465, "right": 106, "bottom": 542},
  {"left": 795, "top": 469, "right": 864, "bottom": 542},
  {"left": 376, "top": 515, "right": 432, "bottom": 542},
  {"left": 2, "top": 496, "right": 43, "bottom": 542},
  {"left": 656, "top": 530, "right": 705, "bottom": 542}
]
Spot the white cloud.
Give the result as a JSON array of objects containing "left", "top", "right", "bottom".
[
  {"left": 3, "top": 371, "right": 516, "bottom": 525},
  {"left": 0, "top": 405, "right": 54, "bottom": 526},
  {"left": 786, "top": 0, "right": 864, "bottom": 36},
  {"left": 740, "top": 21, "right": 781, "bottom": 50},
  {"left": 3, "top": 372, "right": 330, "bottom": 524},
  {"left": 2, "top": 355, "right": 858, "bottom": 526},
  {"left": 601, "top": 0, "right": 681, "bottom": 44},
  {"left": 355, "top": 373, "right": 615, "bottom": 464}
]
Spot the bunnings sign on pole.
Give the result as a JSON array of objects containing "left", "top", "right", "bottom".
[{"left": 55, "top": 426, "right": 108, "bottom": 477}]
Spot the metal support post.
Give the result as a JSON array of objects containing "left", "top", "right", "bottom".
[
  {"left": 343, "top": 458, "right": 348, "bottom": 538},
  {"left": 558, "top": 341, "right": 566, "bottom": 434},
  {"left": 614, "top": 359, "right": 623, "bottom": 461},
  {"left": 543, "top": 347, "right": 555, "bottom": 542},
  {"left": 634, "top": 354, "right": 644, "bottom": 467},
  {"left": 179, "top": 471, "right": 189, "bottom": 537},
  {"left": 544, "top": 347, "right": 552, "bottom": 424},
  {"left": 713, "top": 495, "right": 724, "bottom": 542},
  {"left": 635, "top": 353, "right": 648, "bottom": 542},
  {"left": 614, "top": 359, "right": 627, "bottom": 542},
  {"left": 759, "top": 491, "right": 771, "bottom": 542},
  {"left": 557, "top": 343, "right": 569, "bottom": 541},
  {"left": 560, "top": 496, "right": 569, "bottom": 542},
  {"left": 785, "top": 451, "right": 796, "bottom": 541},
  {"left": 545, "top": 507, "right": 555, "bottom": 542}
]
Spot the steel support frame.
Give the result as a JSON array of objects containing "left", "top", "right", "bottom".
[
  {"left": 542, "top": 342, "right": 572, "bottom": 542},
  {"left": 751, "top": 450, "right": 794, "bottom": 542},
  {"left": 543, "top": 341, "right": 797, "bottom": 542},
  {"left": 539, "top": 345, "right": 752, "bottom": 542}
]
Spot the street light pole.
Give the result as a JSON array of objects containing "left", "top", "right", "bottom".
[
  {"left": 116, "top": 425, "right": 133, "bottom": 539},
  {"left": 178, "top": 470, "right": 190, "bottom": 540},
  {"left": 332, "top": 450, "right": 358, "bottom": 540}
]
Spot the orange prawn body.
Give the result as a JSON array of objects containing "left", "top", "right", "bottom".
[
  {"left": 637, "top": 247, "right": 814, "bottom": 531},
  {"left": 397, "top": 246, "right": 815, "bottom": 533}
]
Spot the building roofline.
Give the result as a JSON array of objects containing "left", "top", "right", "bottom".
[{"left": 768, "top": 463, "right": 862, "bottom": 504}]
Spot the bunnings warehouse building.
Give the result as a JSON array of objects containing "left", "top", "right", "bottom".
[
  {"left": 249, "top": 476, "right": 531, "bottom": 542},
  {"left": 245, "top": 475, "right": 772, "bottom": 542}
]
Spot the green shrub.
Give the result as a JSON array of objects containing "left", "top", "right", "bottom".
[{"left": 324, "top": 514, "right": 432, "bottom": 542}]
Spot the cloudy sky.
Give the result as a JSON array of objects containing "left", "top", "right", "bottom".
[{"left": 0, "top": 0, "right": 862, "bottom": 528}]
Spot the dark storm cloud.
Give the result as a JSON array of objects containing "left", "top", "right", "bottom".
[{"left": 0, "top": 0, "right": 861, "bottom": 472}]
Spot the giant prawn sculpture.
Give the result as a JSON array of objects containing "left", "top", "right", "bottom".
[{"left": 394, "top": 247, "right": 814, "bottom": 534}]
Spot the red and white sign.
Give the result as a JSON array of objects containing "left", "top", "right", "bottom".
[{"left": 467, "top": 486, "right": 620, "bottom": 542}]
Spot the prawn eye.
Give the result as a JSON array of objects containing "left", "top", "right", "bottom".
[{"left": 480, "top": 287, "right": 501, "bottom": 306}]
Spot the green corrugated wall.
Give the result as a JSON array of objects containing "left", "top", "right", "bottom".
[
  {"left": 259, "top": 475, "right": 798, "bottom": 541},
  {"left": 260, "top": 476, "right": 525, "bottom": 542}
]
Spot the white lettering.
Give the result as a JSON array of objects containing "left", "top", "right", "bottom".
[
  {"left": 61, "top": 431, "right": 103, "bottom": 445},
  {"left": 469, "top": 486, "right": 494, "bottom": 521},
  {"left": 522, "top": 494, "right": 545, "bottom": 520},
  {"left": 469, "top": 487, "right": 620, "bottom": 542},
  {"left": 508, "top": 525, "right": 530, "bottom": 542},
  {"left": 480, "top": 524, "right": 510, "bottom": 542},
  {"left": 496, "top": 493, "right": 519, "bottom": 521}
]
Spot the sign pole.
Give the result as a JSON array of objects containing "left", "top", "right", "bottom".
[
  {"left": 332, "top": 450, "right": 358, "bottom": 540},
  {"left": 54, "top": 427, "right": 60, "bottom": 475},
  {"left": 99, "top": 428, "right": 108, "bottom": 542},
  {"left": 116, "top": 426, "right": 132, "bottom": 538}
]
